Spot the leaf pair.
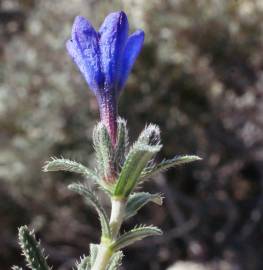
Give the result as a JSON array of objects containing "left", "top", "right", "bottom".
[
  {"left": 16, "top": 220, "right": 160, "bottom": 270},
  {"left": 77, "top": 244, "right": 123, "bottom": 270},
  {"left": 16, "top": 220, "right": 125, "bottom": 270},
  {"left": 43, "top": 123, "right": 201, "bottom": 201},
  {"left": 69, "top": 183, "right": 162, "bottom": 251}
]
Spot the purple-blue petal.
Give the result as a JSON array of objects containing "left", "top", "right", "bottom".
[
  {"left": 99, "top": 11, "right": 129, "bottom": 89},
  {"left": 66, "top": 12, "right": 145, "bottom": 146},
  {"left": 67, "top": 16, "right": 103, "bottom": 94},
  {"left": 118, "top": 29, "right": 145, "bottom": 91}
]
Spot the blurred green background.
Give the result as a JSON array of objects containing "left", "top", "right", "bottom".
[{"left": 1, "top": 0, "right": 263, "bottom": 269}]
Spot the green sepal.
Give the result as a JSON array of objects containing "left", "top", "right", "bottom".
[
  {"left": 68, "top": 183, "right": 111, "bottom": 238},
  {"left": 141, "top": 155, "right": 202, "bottom": 179},
  {"left": 110, "top": 226, "right": 162, "bottom": 251},
  {"left": 18, "top": 226, "right": 51, "bottom": 270},
  {"left": 106, "top": 251, "right": 123, "bottom": 270},
  {"left": 113, "top": 124, "right": 162, "bottom": 198},
  {"left": 43, "top": 158, "right": 99, "bottom": 183},
  {"left": 93, "top": 122, "right": 114, "bottom": 181},
  {"left": 124, "top": 192, "right": 163, "bottom": 220},
  {"left": 113, "top": 118, "right": 129, "bottom": 169}
]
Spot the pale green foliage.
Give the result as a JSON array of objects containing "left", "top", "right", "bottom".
[
  {"left": 113, "top": 124, "right": 162, "bottom": 198},
  {"left": 141, "top": 155, "right": 202, "bottom": 180},
  {"left": 18, "top": 226, "right": 51, "bottom": 270},
  {"left": 68, "top": 183, "right": 111, "bottom": 238},
  {"left": 17, "top": 120, "right": 200, "bottom": 270},
  {"left": 125, "top": 192, "right": 163, "bottom": 220},
  {"left": 89, "top": 244, "right": 99, "bottom": 267},
  {"left": 106, "top": 251, "right": 123, "bottom": 270},
  {"left": 76, "top": 244, "right": 99, "bottom": 270},
  {"left": 113, "top": 143, "right": 161, "bottom": 197},
  {"left": 76, "top": 256, "right": 90, "bottom": 270},
  {"left": 110, "top": 226, "right": 162, "bottom": 251},
  {"left": 43, "top": 158, "right": 99, "bottom": 183}
]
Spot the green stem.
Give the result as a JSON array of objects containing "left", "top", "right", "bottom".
[
  {"left": 91, "top": 245, "right": 112, "bottom": 270},
  {"left": 91, "top": 198, "right": 126, "bottom": 270},
  {"left": 109, "top": 198, "right": 126, "bottom": 238}
]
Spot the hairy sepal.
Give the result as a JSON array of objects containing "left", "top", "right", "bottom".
[
  {"left": 113, "top": 118, "right": 129, "bottom": 169},
  {"left": 93, "top": 122, "right": 115, "bottom": 183}
]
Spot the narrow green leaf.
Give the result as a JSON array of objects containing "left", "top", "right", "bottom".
[
  {"left": 68, "top": 183, "right": 111, "bottom": 238},
  {"left": 113, "top": 144, "right": 161, "bottom": 198},
  {"left": 113, "top": 124, "right": 162, "bottom": 198},
  {"left": 124, "top": 192, "right": 163, "bottom": 220},
  {"left": 141, "top": 155, "right": 202, "bottom": 179},
  {"left": 43, "top": 158, "right": 99, "bottom": 183},
  {"left": 106, "top": 251, "right": 123, "bottom": 270},
  {"left": 110, "top": 226, "right": 162, "bottom": 251},
  {"left": 18, "top": 226, "right": 51, "bottom": 270}
]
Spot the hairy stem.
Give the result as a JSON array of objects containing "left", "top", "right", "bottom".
[
  {"left": 109, "top": 198, "right": 126, "bottom": 238},
  {"left": 91, "top": 245, "right": 112, "bottom": 270},
  {"left": 91, "top": 198, "right": 126, "bottom": 270}
]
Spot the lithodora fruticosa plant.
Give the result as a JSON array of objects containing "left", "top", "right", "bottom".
[{"left": 15, "top": 11, "right": 201, "bottom": 270}]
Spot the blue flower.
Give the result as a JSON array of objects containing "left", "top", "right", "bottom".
[{"left": 66, "top": 11, "right": 144, "bottom": 145}]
